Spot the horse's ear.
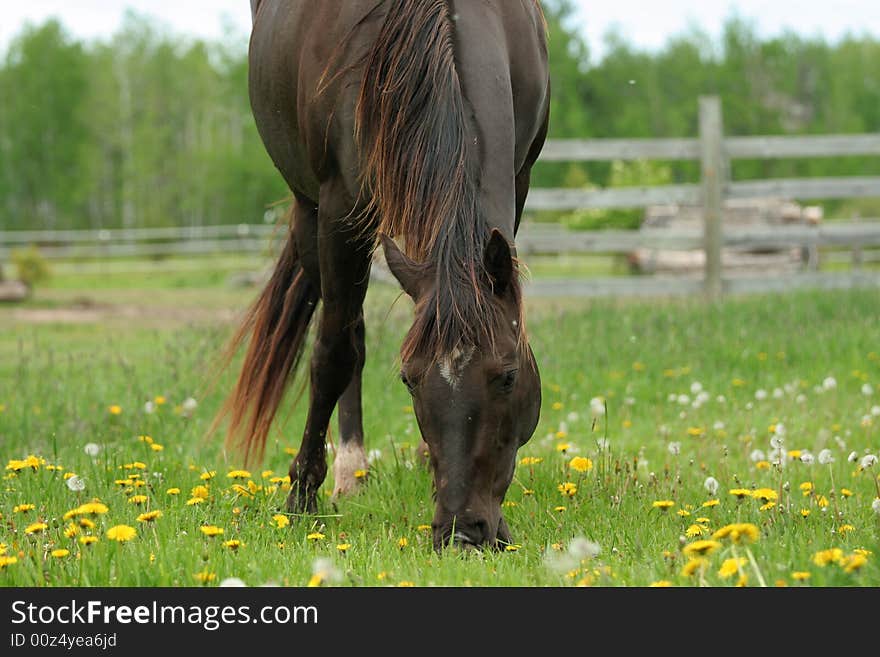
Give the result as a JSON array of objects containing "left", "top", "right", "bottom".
[
  {"left": 484, "top": 228, "right": 513, "bottom": 296},
  {"left": 380, "top": 234, "right": 422, "bottom": 299}
]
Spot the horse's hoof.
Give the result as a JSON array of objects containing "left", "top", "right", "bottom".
[{"left": 331, "top": 442, "right": 369, "bottom": 500}]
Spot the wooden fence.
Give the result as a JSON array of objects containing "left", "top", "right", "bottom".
[{"left": 2, "top": 96, "right": 879, "bottom": 298}]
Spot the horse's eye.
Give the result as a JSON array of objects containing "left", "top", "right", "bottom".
[
  {"left": 400, "top": 371, "right": 416, "bottom": 393},
  {"left": 498, "top": 369, "right": 518, "bottom": 392}
]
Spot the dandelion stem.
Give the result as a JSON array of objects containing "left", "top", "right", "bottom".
[{"left": 744, "top": 546, "right": 767, "bottom": 587}]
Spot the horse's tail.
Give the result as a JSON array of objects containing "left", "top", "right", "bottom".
[{"left": 209, "top": 202, "right": 319, "bottom": 466}]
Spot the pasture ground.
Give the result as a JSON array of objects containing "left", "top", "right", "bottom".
[{"left": 1, "top": 255, "right": 879, "bottom": 587}]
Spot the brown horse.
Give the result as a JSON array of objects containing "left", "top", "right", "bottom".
[{"left": 217, "top": 0, "right": 550, "bottom": 551}]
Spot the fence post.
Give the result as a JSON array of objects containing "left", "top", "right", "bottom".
[{"left": 699, "top": 96, "right": 724, "bottom": 301}]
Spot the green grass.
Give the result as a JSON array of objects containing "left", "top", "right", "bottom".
[{"left": 1, "top": 271, "right": 879, "bottom": 587}]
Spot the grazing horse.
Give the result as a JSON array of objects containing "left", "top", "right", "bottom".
[{"left": 217, "top": 0, "right": 550, "bottom": 551}]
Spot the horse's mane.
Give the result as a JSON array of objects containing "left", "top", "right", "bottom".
[{"left": 354, "top": 0, "right": 525, "bottom": 362}]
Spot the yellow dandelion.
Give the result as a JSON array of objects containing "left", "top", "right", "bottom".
[
  {"left": 792, "top": 571, "right": 811, "bottom": 581},
  {"left": 194, "top": 571, "right": 216, "bottom": 583},
  {"left": 736, "top": 574, "right": 748, "bottom": 587},
  {"left": 800, "top": 509, "right": 811, "bottom": 518},
  {"left": 650, "top": 580, "right": 672, "bottom": 587},
  {"left": 799, "top": 481, "right": 813, "bottom": 496},
  {"left": 50, "top": 549, "right": 70, "bottom": 559},
  {"left": 677, "top": 509, "right": 691, "bottom": 517},
  {"left": 687, "top": 427, "right": 704, "bottom": 437},
  {"left": 185, "top": 497, "right": 204, "bottom": 506},
  {"left": 397, "top": 537, "right": 408, "bottom": 549},
  {"left": 685, "top": 524, "right": 705, "bottom": 538},
  {"left": 504, "top": 544, "right": 520, "bottom": 552},
  {"left": 307, "top": 532, "right": 325, "bottom": 541},
  {"left": 78, "top": 518, "right": 95, "bottom": 529},
  {"left": 0, "top": 556, "right": 18, "bottom": 569},
  {"left": 681, "top": 558, "right": 708, "bottom": 577},
  {"left": 150, "top": 444, "right": 163, "bottom": 452},
  {"left": 569, "top": 456, "right": 593, "bottom": 473},
  {"left": 520, "top": 456, "right": 543, "bottom": 466},
  {"left": 226, "top": 469, "right": 251, "bottom": 480},
  {"left": 752, "top": 488, "right": 777, "bottom": 503},
  {"left": 13, "top": 504, "right": 35, "bottom": 514},
  {"left": 224, "top": 539, "right": 243, "bottom": 551},
  {"left": 166, "top": 487, "right": 181, "bottom": 496},
  {"left": 24, "top": 522, "right": 48, "bottom": 535},
  {"left": 837, "top": 524, "right": 855, "bottom": 536},
  {"left": 552, "top": 401, "right": 563, "bottom": 410},
  {"left": 842, "top": 553, "right": 867, "bottom": 573},
  {"left": 652, "top": 499, "right": 674, "bottom": 510},
  {"left": 718, "top": 557, "right": 747, "bottom": 578},
  {"left": 106, "top": 525, "right": 137, "bottom": 542},
  {"left": 555, "top": 443, "right": 571, "bottom": 453},
  {"left": 729, "top": 488, "right": 752, "bottom": 500},
  {"left": 816, "top": 495, "right": 829, "bottom": 508},
  {"left": 755, "top": 460, "right": 770, "bottom": 470},
  {"left": 701, "top": 500, "right": 719, "bottom": 509},
  {"left": 128, "top": 495, "right": 148, "bottom": 505},
  {"left": 354, "top": 469, "right": 368, "bottom": 479},
  {"left": 840, "top": 488, "right": 853, "bottom": 498},
  {"left": 63, "top": 523, "right": 79, "bottom": 538},
  {"left": 553, "top": 506, "right": 566, "bottom": 512},
  {"left": 137, "top": 510, "right": 162, "bottom": 523},
  {"left": 79, "top": 536, "right": 98, "bottom": 546},
  {"left": 397, "top": 581, "right": 415, "bottom": 587},
  {"left": 108, "top": 405, "right": 122, "bottom": 415},
  {"left": 272, "top": 514, "right": 290, "bottom": 529},
  {"left": 417, "top": 524, "right": 432, "bottom": 532},
  {"left": 307, "top": 574, "right": 323, "bottom": 587},
  {"left": 682, "top": 540, "right": 722, "bottom": 557},
  {"left": 190, "top": 485, "right": 210, "bottom": 499},
  {"left": 199, "top": 525, "right": 224, "bottom": 538},
  {"left": 199, "top": 471, "right": 216, "bottom": 481},
  {"left": 812, "top": 548, "right": 845, "bottom": 567},
  {"left": 712, "top": 523, "right": 760, "bottom": 544},
  {"left": 558, "top": 482, "right": 578, "bottom": 497},
  {"left": 336, "top": 543, "right": 352, "bottom": 553}
]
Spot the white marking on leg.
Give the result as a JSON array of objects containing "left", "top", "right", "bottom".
[
  {"left": 332, "top": 441, "right": 368, "bottom": 499},
  {"left": 438, "top": 346, "right": 474, "bottom": 389}
]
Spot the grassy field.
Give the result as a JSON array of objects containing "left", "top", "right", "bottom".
[{"left": 1, "top": 260, "right": 879, "bottom": 587}]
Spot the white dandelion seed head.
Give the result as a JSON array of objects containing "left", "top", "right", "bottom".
[
  {"left": 219, "top": 577, "right": 247, "bottom": 587},
  {"left": 677, "top": 394, "right": 690, "bottom": 405},
  {"left": 558, "top": 421, "right": 569, "bottom": 435},
  {"left": 83, "top": 443, "right": 101, "bottom": 457},
  {"left": 713, "top": 421, "right": 725, "bottom": 431},
  {"left": 745, "top": 402, "right": 754, "bottom": 410},
  {"left": 65, "top": 475, "right": 85, "bottom": 492},
  {"left": 667, "top": 393, "right": 677, "bottom": 403},
  {"left": 750, "top": 449, "right": 766, "bottom": 463},
  {"left": 144, "top": 401, "right": 156, "bottom": 414},
  {"left": 818, "top": 449, "right": 835, "bottom": 465},
  {"left": 848, "top": 451, "right": 859, "bottom": 463},
  {"left": 873, "top": 498, "right": 880, "bottom": 515},
  {"left": 862, "top": 383, "right": 874, "bottom": 396},
  {"left": 690, "top": 382, "right": 703, "bottom": 394},
  {"left": 667, "top": 442, "right": 681, "bottom": 456},
  {"left": 822, "top": 376, "right": 837, "bottom": 390},
  {"left": 691, "top": 400, "right": 702, "bottom": 409},
  {"left": 770, "top": 435, "right": 785, "bottom": 450},
  {"left": 860, "top": 454, "right": 878, "bottom": 469},
  {"left": 568, "top": 537, "right": 601, "bottom": 560},
  {"left": 595, "top": 438, "right": 610, "bottom": 450},
  {"left": 697, "top": 391, "right": 710, "bottom": 403},
  {"left": 769, "top": 447, "right": 787, "bottom": 467},
  {"left": 834, "top": 436, "right": 846, "bottom": 450},
  {"left": 624, "top": 396, "right": 635, "bottom": 406},
  {"left": 566, "top": 411, "right": 580, "bottom": 423},
  {"left": 773, "top": 388, "right": 784, "bottom": 399},
  {"left": 658, "top": 425, "right": 670, "bottom": 437},
  {"left": 755, "top": 389, "right": 768, "bottom": 401},
  {"left": 679, "top": 411, "right": 687, "bottom": 419},
  {"left": 871, "top": 405, "right": 880, "bottom": 417},
  {"left": 716, "top": 395, "right": 726, "bottom": 403},
  {"left": 589, "top": 397, "right": 605, "bottom": 416},
  {"left": 181, "top": 397, "right": 198, "bottom": 416},
  {"left": 367, "top": 449, "right": 382, "bottom": 464},
  {"left": 800, "top": 451, "right": 814, "bottom": 464},
  {"left": 774, "top": 423, "right": 786, "bottom": 437},
  {"left": 311, "top": 557, "right": 342, "bottom": 583},
  {"left": 795, "top": 394, "right": 806, "bottom": 403},
  {"left": 704, "top": 476, "right": 719, "bottom": 495}
]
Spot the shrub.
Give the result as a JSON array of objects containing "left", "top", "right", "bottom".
[{"left": 11, "top": 245, "right": 51, "bottom": 287}]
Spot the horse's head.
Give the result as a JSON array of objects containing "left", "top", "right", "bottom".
[{"left": 381, "top": 230, "right": 541, "bottom": 551}]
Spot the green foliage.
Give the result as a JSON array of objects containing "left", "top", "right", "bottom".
[
  {"left": 556, "top": 160, "right": 673, "bottom": 231},
  {"left": 0, "top": 8, "right": 878, "bottom": 232},
  {"left": 11, "top": 245, "right": 51, "bottom": 287}
]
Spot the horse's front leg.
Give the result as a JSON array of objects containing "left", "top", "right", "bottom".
[
  {"left": 287, "top": 185, "right": 372, "bottom": 514},
  {"left": 331, "top": 310, "right": 370, "bottom": 499}
]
